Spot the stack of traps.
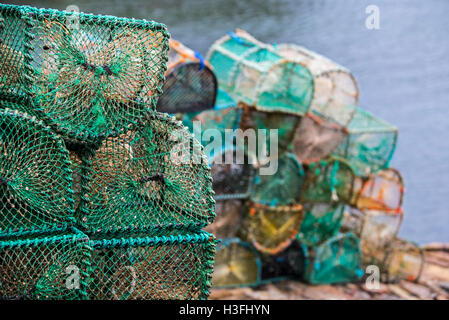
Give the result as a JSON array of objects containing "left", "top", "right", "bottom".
[
  {"left": 0, "top": 5, "right": 216, "bottom": 300},
  {"left": 181, "top": 29, "right": 416, "bottom": 287}
]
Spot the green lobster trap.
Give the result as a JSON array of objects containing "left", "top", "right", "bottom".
[
  {"left": 260, "top": 239, "right": 307, "bottom": 283},
  {"left": 205, "top": 199, "right": 245, "bottom": 240},
  {"left": 0, "top": 107, "right": 75, "bottom": 235},
  {"left": 212, "top": 237, "right": 261, "bottom": 288},
  {"left": 300, "top": 157, "right": 361, "bottom": 205},
  {"left": 250, "top": 153, "right": 304, "bottom": 207},
  {"left": 247, "top": 203, "right": 304, "bottom": 255},
  {"left": 0, "top": 232, "right": 90, "bottom": 300},
  {"left": 303, "top": 232, "right": 363, "bottom": 285},
  {"left": 87, "top": 229, "right": 216, "bottom": 300},
  {"left": 78, "top": 112, "right": 215, "bottom": 233},
  {"left": 157, "top": 39, "right": 217, "bottom": 114},
  {"left": 209, "top": 146, "right": 254, "bottom": 200},
  {"left": 332, "top": 106, "right": 398, "bottom": 177},
  {"left": 207, "top": 29, "right": 314, "bottom": 116},
  {"left": 277, "top": 44, "right": 359, "bottom": 127},
  {"left": 0, "top": 4, "right": 169, "bottom": 144},
  {"left": 297, "top": 202, "right": 345, "bottom": 247},
  {"left": 356, "top": 168, "right": 404, "bottom": 212}
]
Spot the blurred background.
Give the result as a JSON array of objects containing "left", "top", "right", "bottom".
[{"left": 7, "top": 0, "right": 449, "bottom": 244}]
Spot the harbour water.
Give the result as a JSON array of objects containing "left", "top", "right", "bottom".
[{"left": 10, "top": 0, "right": 449, "bottom": 244}]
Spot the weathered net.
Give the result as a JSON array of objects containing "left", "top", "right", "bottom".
[
  {"left": 303, "top": 233, "right": 363, "bottom": 284},
  {"left": 87, "top": 229, "right": 215, "bottom": 300},
  {"left": 301, "top": 158, "right": 358, "bottom": 205},
  {"left": 251, "top": 153, "right": 304, "bottom": 207},
  {"left": 277, "top": 43, "right": 359, "bottom": 127},
  {"left": 298, "top": 202, "right": 345, "bottom": 246},
  {"left": 157, "top": 39, "right": 217, "bottom": 114},
  {"left": 205, "top": 199, "right": 245, "bottom": 240},
  {"left": 247, "top": 203, "right": 304, "bottom": 255},
  {"left": 212, "top": 237, "right": 261, "bottom": 288},
  {"left": 291, "top": 113, "right": 347, "bottom": 164},
  {"left": 357, "top": 168, "right": 404, "bottom": 212},
  {"left": 78, "top": 112, "right": 215, "bottom": 233},
  {"left": 0, "top": 107, "right": 75, "bottom": 234},
  {"left": 209, "top": 147, "right": 254, "bottom": 200},
  {"left": 0, "top": 233, "right": 90, "bottom": 300},
  {"left": 382, "top": 238, "right": 425, "bottom": 283},
  {"left": 260, "top": 240, "right": 307, "bottom": 282},
  {"left": 207, "top": 29, "right": 314, "bottom": 116},
  {"left": 0, "top": 4, "right": 169, "bottom": 143},
  {"left": 333, "top": 106, "right": 398, "bottom": 177}
]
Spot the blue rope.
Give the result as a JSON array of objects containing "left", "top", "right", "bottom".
[{"left": 194, "top": 51, "right": 205, "bottom": 70}]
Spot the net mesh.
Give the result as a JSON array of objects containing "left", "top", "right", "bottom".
[
  {"left": 298, "top": 202, "right": 345, "bottom": 246},
  {"left": 87, "top": 230, "right": 215, "bottom": 300},
  {"left": 207, "top": 29, "right": 314, "bottom": 116},
  {"left": 333, "top": 106, "right": 398, "bottom": 177},
  {"left": 0, "top": 4, "right": 169, "bottom": 143},
  {"left": 212, "top": 238, "right": 261, "bottom": 288},
  {"left": 0, "top": 107, "right": 75, "bottom": 234},
  {"left": 0, "top": 233, "right": 90, "bottom": 300},
  {"left": 157, "top": 39, "right": 217, "bottom": 114},
  {"left": 79, "top": 112, "right": 215, "bottom": 233},
  {"left": 251, "top": 153, "right": 304, "bottom": 207},
  {"left": 304, "top": 233, "right": 363, "bottom": 284},
  {"left": 247, "top": 203, "right": 304, "bottom": 255}
]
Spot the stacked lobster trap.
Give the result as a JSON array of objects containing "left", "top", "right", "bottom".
[
  {"left": 172, "top": 29, "right": 424, "bottom": 288},
  {"left": 0, "top": 4, "right": 217, "bottom": 300}
]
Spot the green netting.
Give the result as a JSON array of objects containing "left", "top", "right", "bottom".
[
  {"left": 300, "top": 158, "right": 357, "bottom": 204},
  {"left": 382, "top": 238, "right": 425, "bottom": 283},
  {"left": 87, "top": 229, "right": 215, "bottom": 300},
  {"left": 356, "top": 168, "right": 404, "bottom": 212},
  {"left": 277, "top": 44, "right": 359, "bottom": 127},
  {"left": 207, "top": 30, "right": 314, "bottom": 116},
  {"left": 298, "top": 202, "right": 345, "bottom": 246},
  {"left": 0, "top": 4, "right": 169, "bottom": 143},
  {"left": 209, "top": 147, "right": 254, "bottom": 200},
  {"left": 157, "top": 39, "right": 217, "bottom": 114},
  {"left": 0, "top": 232, "right": 90, "bottom": 300},
  {"left": 260, "top": 240, "right": 307, "bottom": 282},
  {"left": 0, "top": 107, "right": 75, "bottom": 234},
  {"left": 247, "top": 203, "right": 304, "bottom": 255},
  {"left": 205, "top": 199, "right": 245, "bottom": 240},
  {"left": 291, "top": 113, "right": 347, "bottom": 164},
  {"left": 333, "top": 106, "right": 398, "bottom": 177},
  {"left": 303, "top": 233, "right": 363, "bottom": 285},
  {"left": 212, "top": 237, "right": 261, "bottom": 288},
  {"left": 240, "top": 104, "right": 301, "bottom": 156},
  {"left": 251, "top": 153, "right": 304, "bottom": 207},
  {"left": 78, "top": 112, "right": 215, "bottom": 233}
]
